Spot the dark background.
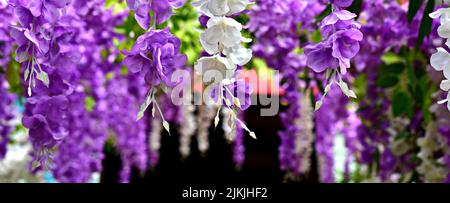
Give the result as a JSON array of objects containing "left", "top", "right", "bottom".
[{"left": 100, "top": 104, "right": 320, "bottom": 183}]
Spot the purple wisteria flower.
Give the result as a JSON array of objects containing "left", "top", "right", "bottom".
[
  {"left": 22, "top": 94, "right": 69, "bottom": 168},
  {"left": 209, "top": 77, "right": 252, "bottom": 110},
  {"left": 0, "top": 3, "right": 14, "bottom": 69},
  {"left": 123, "top": 28, "right": 187, "bottom": 87},
  {"left": 126, "top": 0, "right": 186, "bottom": 29},
  {"left": 305, "top": 10, "right": 363, "bottom": 74},
  {"left": 320, "top": 0, "right": 354, "bottom": 8},
  {"left": 0, "top": 77, "right": 16, "bottom": 159}
]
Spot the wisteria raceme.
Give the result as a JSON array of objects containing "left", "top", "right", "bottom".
[
  {"left": 52, "top": 92, "right": 107, "bottom": 183},
  {"left": 248, "top": 0, "right": 307, "bottom": 70},
  {"left": 126, "top": 0, "right": 186, "bottom": 29},
  {"left": 0, "top": 77, "right": 16, "bottom": 159},
  {"left": 196, "top": 105, "right": 215, "bottom": 154},
  {"left": 337, "top": 105, "right": 361, "bottom": 181},
  {"left": 430, "top": 6, "right": 450, "bottom": 111},
  {"left": 315, "top": 84, "right": 349, "bottom": 183},
  {"left": 193, "top": 0, "right": 255, "bottom": 141},
  {"left": 248, "top": 0, "right": 322, "bottom": 176},
  {"left": 50, "top": 0, "right": 126, "bottom": 182},
  {"left": 232, "top": 112, "right": 245, "bottom": 167},
  {"left": 351, "top": 0, "right": 406, "bottom": 174},
  {"left": 354, "top": 0, "right": 410, "bottom": 71},
  {"left": 103, "top": 75, "right": 148, "bottom": 183},
  {"left": 123, "top": 28, "right": 187, "bottom": 88},
  {"left": 305, "top": 10, "right": 363, "bottom": 75},
  {"left": 319, "top": 0, "right": 353, "bottom": 8},
  {"left": 0, "top": 2, "right": 14, "bottom": 69},
  {"left": 0, "top": 0, "right": 450, "bottom": 184}
]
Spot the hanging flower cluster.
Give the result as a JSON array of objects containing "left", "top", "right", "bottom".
[
  {"left": 192, "top": 0, "right": 255, "bottom": 139},
  {"left": 430, "top": 7, "right": 450, "bottom": 111},
  {"left": 248, "top": 0, "right": 323, "bottom": 177},
  {"left": 305, "top": 1, "right": 362, "bottom": 109},
  {"left": 123, "top": 1, "right": 187, "bottom": 135},
  {"left": 0, "top": 77, "right": 16, "bottom": 159},
  {"left": 126, "top": 0, "right": 186, "bottom": 29},
  {"left": 8, "top": 0, "right": 80, "bottom": 169},
  {"left": 0, "top": 0, "right": 449, "bottom": 184}
]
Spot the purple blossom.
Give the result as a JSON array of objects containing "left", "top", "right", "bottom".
[
  {"left": 305, "top": 10, "right": 363, "bottom": 74},
  {"left": 126, "top": 0, "right": 186, "bottom": 29},
  {"left": 320, "top": 0, "right": 354, "bottom": 8},
  {"left": 123, "top": 28, "right": 187, "bottom": 87},
  {"left": 0, "top": 77, "right": 16, "bottom": 159}
]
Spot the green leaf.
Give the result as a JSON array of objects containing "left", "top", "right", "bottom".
[
  {"left": 85, "top": 96, "right": 96, "bottom": 112},
  {"left": 353, "top": 74, "right": 367, "bottom": 99},
  {"left": 392, "top": 91, "right": 413, "bottom": 118},
  {"left": 347, "top": 0, "right": 363, "bottom": 18},
  {"left": 316, "top": 4, "right": 331, "bottom": 22},
  {"left": 416, "top": 0, "right": 435, "bottom": 50},
  {"left": 6, "top": 61, "right": 22, "bottom": 94},
  {"left": 312, "top": 30, "right": 322, "bottom": 43},
  {"left": 379, "top": 63, "right": 405, "bottom": 75},
  {"left": 381, "top": 52, "right": 404, "bottom": 65},
  {"left": 376, "top": 75, "right": 399, "bottom": 88},
  {"left": 407, "top": 0, "right": 424, "bottom": 23}
]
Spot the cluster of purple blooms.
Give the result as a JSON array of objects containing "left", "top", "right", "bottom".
[
  {"left": 0, "top": 77, "right": 16, "bottom": 159},
  {"left": 0, "top": 0, "right": 450, "bottom": 183},
  {"left": 305, "top": 7, "right": 363, "bottom": 74},
  {"left": 249, "top": 0, "right": 307, "bottom": 175},
  {"left": 126, "top": 0, "right": 186, "bottom": 29}
]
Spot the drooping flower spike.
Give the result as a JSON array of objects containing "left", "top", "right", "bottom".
[
  {"left": 192, "top": 0, "right": 256, "bottom": 140},
  {"left": 430, "top": 7, "right": 450, "bottom": 111}
]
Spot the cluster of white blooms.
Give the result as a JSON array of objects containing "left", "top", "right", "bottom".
[
  {"left": 294, "top": 92, "right": 314, "bottom": 174},
  {"left": 430, "top": 8, "right": 450, "bottom": 111},
  {"left": 196, "top": 105, "right": 215, "bottom": 154},
  {"left": 192, "top": 0, "right": 256, "bottom": 139},
  {"left": 221, "top": 107, "right": 237, "bottom": 141},
  {"left": 417, "top": 122, "right": 449, "bottom": 182},
  {"left": 179, "top": 102, "right": 197, "bottom": 158}
]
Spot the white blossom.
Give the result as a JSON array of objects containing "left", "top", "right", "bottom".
[
  {"left": 430, "top": 8, "right": 450, "bottom": 38},
  {"left": 200, "top": 17, "right": 244, "bottom": 54},
  {"left": 223, "top": 44, "right": 253, "bottom": 66},
  {"left": 194, "top": 55, "right": 237, "bottom": 84},
  {"left": 192, "top": 0, "right": 250, "bottom": 17},
  {"left": 430, "top": 47, "right": 450, "bottom": 79}
]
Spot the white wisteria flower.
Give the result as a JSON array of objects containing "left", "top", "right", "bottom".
[
  {"left": 430, "top": 47, "right": 450, "bottom": 110},
  {"left": 437, "top": 80, "right": 450, "bottom": 111},
  {"left": 200, "top": 16, "right": 245, "bottom": 54},
  {"left": 223, "top": 44, "right": 253, "bottom": 66},
  {"left": 430, "top": 8, "right": 450, "bottom": 39},
  {"left": 430, "top": 47, "right": 450, "bottom": 79},
  {"left": 192, "top": 0, "right": 250, "bottom": 17},
  {"left": 194, "top": 54, "right": 237, "bottom": 84}
]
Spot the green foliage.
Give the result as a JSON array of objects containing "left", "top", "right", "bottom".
[
  {"left": 376, "top": 63, "right": 405, "bottom": 88},
  {"left": 347, "top": 0, "right": 363, "bottom": 18},
  {"left": 416, "top": 0, "right": 435, "bottom": 50},
  {"left": 353, "top": 74, "right": 367, "bottom": 99},
  {"left": 316, "top": 4, "right": 331, "bottom": 22},
  {"left": 106, "top": 0, "right": 127, "bottom": 14},
  {"left": 85, "top": 96, "right": 96, "bottom": 112},
  {"left": 376, "top": 75, "right": 399, "bottom": 88},
  {"left": 311, "top": 30, "right": 322, "bottom": 43},
  {"left": 165, "top": 1, "right": 202, "bottom": 66},
  {"left": 407, "top": 0, "right": 424, "bottom": 23},
  {"left": 378, "top": 48, "right": 436, "bottom": 123},
  {"left": 6, "top": 60, "right": 22, "bottom": 94},
  {"left": 392, "top": 90, "right": 413, "bottom": 117}
]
